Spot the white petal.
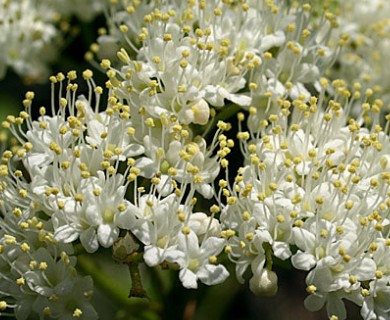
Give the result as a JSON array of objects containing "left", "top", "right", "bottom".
[
  {"left": 97, "top": 224, "right": 119, "bottom": 248},
  {"left": 195, "top": 183, "right": 214, "bottom": 199},
  {"left": 24, "top": 153, "right": 52, "bottom": 169},
  {"left": 135, "top": 157, "right": 157, "bottom": 178},
  {"left": 201, "top": 236, "right": 225, "bottom": 257},
  {"left": 179, "top": 269, "right": 198, "bottom": 289},
  {"left": 259, "top": 31, "right": 286, "bottom": 51},
  {"left": 197, "top": 264, "right": 229, "bottom": 286},
  {"left": 85, "top": 205, "right": 102, "bottom": 226},
  {"left": 327, "top": 294, "right": 347, "bottom": 320},
  {"left": 124, "top": 144, "right": 145, "bottom": 157},
  {"left": 80, "top": 227, "right": 99, "bottom": 253},
  {"left": 143, "top": 246, "right": 166, "bottom": 266},
  {"left": 355, "top": 258, "right": 376, "bottom": 281},
  {"left": 292, "top": 227, "right": 315, "bottom": 251},
  {"left": 86, "top": 119, "right": 104, "bottom": 145},
  {"left": 304, "top": 293, "right": 327, "bottom": 312},
  {"left": 192, "top": 99, "right": 210, "bottom": 125},
  {"left": 165, "top": 248, "right": 186, "bottom": 266},
  {"left": 228, "top": 93, "right": 252, "bottom": 106},
  {"left": 156, "top": 175, "right": 174, "bottom": 197},
  {"left": 178, "top": 231, "right": 199, "bottom": 256},
  {"left": 131, "top": 221, "right": 153, "bottom": 245},
  {"left": 115, "top": 209, "right": 136, "bottom": 230},
  {"left": 203, "top": 86, "right": 225, "bottom": 106},
  {"left": 307, "top": 266, "right": 335, "bottom": 292},
  {"left": 180, "top": 108, "right": 195, "bottom": 124},
  {"left": 291, "top": 251, "right": 316, "bottom": 271},
  {"left": 54, "top": 224, "right": 80, "bottom": 243},
  {"left": 272, "top": 241, "right": 292, "bottom": 260}
]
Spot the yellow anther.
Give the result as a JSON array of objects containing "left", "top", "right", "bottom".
[
  {"left": 163, "top": 33, "right": 172, "bottom": 41},
  {"left": 4, "top": 235, "right": 17, "bottom": 244},
  {"left": 306, "top": 285, "right": 317, "bottom": 294},
  {"left": 245, "top": 232, "right": 254, "bottom": 241},
  {"left": 100, "top": 59, "right": 111, "bottom": 69},
  {"left": 16, "top": 277, "right": 25, "bottom": 286},
  {"left": 74, "top": 194, "right": 83, "bottom": 202},
  {"left": 82, "top": 69, "right": 93, "bottom": 80},
  {"left": 214, "top": 7, "right": 222, "bottom": 16},
  {"left": 0, "top": 301, "right": 7, "bottom": 311},
  {"left": 73, "top": 308, "right": 83, "bottom": 318},
  {"left": 39, "top": 262, "right": 48, "bottom": 270},
  {"left": 264, "top": 52, "right": 272, "bottom": 60},
  {"left": 294, "top": 220, "right": 304, "bottom": 227},
  {"left": 20, "top": 242, "right": 30, "bottom": 252},
  {"left": 182, "top": 226, "right": 191, "bottom": 235},
  {"left": 240, "top": 211, "right": 251, "bottom": 221}
]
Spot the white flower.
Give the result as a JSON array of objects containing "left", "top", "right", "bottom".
[
  {"left": 130, "top": 194, "right": 182, "bottom": 266},
  {"left": 136, "top": 132, "right": 220, "bottom": 199},
  {"left": 220, "top": 211, "right": 270, "bottom": 284},
  {"left": 53, "top": 172, "right": 135, "bottom": 252},
  {"left": 166, "top": 231, "right": 229, "bottom": 289},
  {"left": 85, "top": 115, "right": 145, "bottom": 161}
]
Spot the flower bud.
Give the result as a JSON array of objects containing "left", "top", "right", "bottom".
[
  {"left": 249, "top": 269, "right": 278, "bottom": 296},
  {"left": 188, "top": 212, "right": 221, "bottom": 241},
  {"left": 191, "top": 99, "right": 210, "bottom": 125}
]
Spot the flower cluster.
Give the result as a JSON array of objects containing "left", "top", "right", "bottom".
[
  {"left": 2, "top": 69, "right": 230, "bottom": 292},
  {"left": 0, "top": 0, "right": 105, "bottom": 81},
  {"left": 0, "top": 149, "right": 96, "bottom": 319},
  {"left": 93, "top": 0, "right": 340, "bottom": 124},
  {"left": 220, "top": 78, "right": 390, "bottom": 319},
  {"left": 333, "top": 0, "right": 390, "bottom": 99},
  {"left": 1, "top": 1, "right": 390, "bottom": 320}
]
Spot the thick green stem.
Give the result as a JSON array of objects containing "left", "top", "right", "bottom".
[{"left": 128, "top": 262, "right": 148, "bottom": 299}]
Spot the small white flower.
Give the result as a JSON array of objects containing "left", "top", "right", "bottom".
[
  {"left": 166, "top": 231, "right": 229, "bottom": 289},
  {"left": 53, "top": 172, "right": 135, "bottom": 252},
  {"left": 130, "top": 194, "right": 182, "bottom": 266}
]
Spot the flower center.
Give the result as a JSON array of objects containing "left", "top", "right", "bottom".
[
  {"left": 103, "top": 209, "right": 115, "bottom": 223},
  {"left": 188, "top": 258, "right": 200, "bottom": 271},
  {"left": 156, "top": 235, "right": 169, "bottom": 248}
]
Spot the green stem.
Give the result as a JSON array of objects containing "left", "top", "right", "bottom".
[
  {"left": 213, "top": 104, "right": 241, "bottom": 123},
  {"left": 128, "top": 262, "right": 148, "bottom": 299},
  {"left": 200, "top": 104, "right": 241, "bottom": 139},
  {"left": 77, "top": 254, "right": 130, "bottom": 307},
  {"left": 263, "top": 242, "right": 274, "bottom": 270}
]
